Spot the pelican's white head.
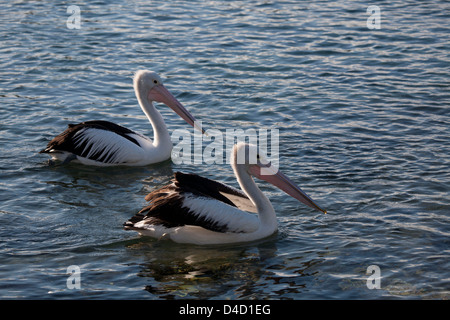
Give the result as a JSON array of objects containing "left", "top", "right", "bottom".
[
  {"left": 232, "top": 142, "right": 268, "bottom": 168},
  {"left": 133, "top": 70, "right": 203, "bottom": 133},
  {"left": 133, "top": 70, "right": 163, "bottom": 92}
]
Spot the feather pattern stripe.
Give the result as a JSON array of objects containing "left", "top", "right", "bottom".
[
  {"left": 124, "top": 172, "right": 259, "bottom": 234},
  {"left": 40, "top": 120, "right": 151, "bottom": 164}
]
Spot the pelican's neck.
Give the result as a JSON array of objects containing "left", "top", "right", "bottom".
[
  {"left": 234, "top": 164, "right": 277, "bottom": 229},
  {"left": 135, "top": 88, "right": 172, "bottom": 149}
]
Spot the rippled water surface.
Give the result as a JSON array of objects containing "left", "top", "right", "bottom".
[{"left": 1, "top": 0, "right": 449, "bottom": 299}]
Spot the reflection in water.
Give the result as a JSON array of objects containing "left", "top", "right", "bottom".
[
  {"left": 124, "top": 234, "right": 327, "bottom": 299},
  {"left": 43, "top": 159, "right": 174, "bottom": 189},
  {"left": 128, "top": 237, "right": 278, "bottom": 299},
  {"left": 41, "top": 160, "right": 175, "bottom": 208}
]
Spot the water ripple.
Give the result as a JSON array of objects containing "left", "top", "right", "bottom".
[{"left": 0, "top": 0, "right": 449, "bottom": 299}]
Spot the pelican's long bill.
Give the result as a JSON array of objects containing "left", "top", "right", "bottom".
[
  {"left": 249, "top": 163, "right": 327, "bottom": 214},
  {"left": 148, "top": 84, "right": 205, "bottom": 134}
]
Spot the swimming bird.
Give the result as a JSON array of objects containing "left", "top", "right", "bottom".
[
  {"left": 40, "top": 70, "right": 202, "bottom": 166},
  {"left": 124, "top": 142, "right": 326, "bottom": 245}
]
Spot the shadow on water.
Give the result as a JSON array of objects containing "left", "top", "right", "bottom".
[
  {"left": 121, "top": 235, "right": 281, "bottom": 299},
  {"left": 108, "top": 231, "right": 329, "bottom": 300},
  {"left": 38, "top": 158, "right": 174, "bottom": 185},
  {"left": 35, "top": 158, "right": 175, "bottom": 203}
]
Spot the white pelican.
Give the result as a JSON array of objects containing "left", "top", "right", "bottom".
[
  {"left": 40, "top": 70, "right": 202, "bottom": 166},
  {"left": 124, "top": 142, "right": 326, "bottom": 245}
]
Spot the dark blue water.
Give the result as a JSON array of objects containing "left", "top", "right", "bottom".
[{"left": 1, "top": 0, "right": 449, "bottom": 299}]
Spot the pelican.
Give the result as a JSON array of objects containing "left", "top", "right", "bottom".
[
  {"left": 124, "top": 142, "right": 326, "bottom": 245},
  {"left": 40, "top": 70, "right": 202, "bottom": 166}
]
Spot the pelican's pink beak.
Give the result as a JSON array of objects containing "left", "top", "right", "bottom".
[
  {"left": 249, "top": 164, "right": 327, "bottom": 214},
  {"left": 148, "top": 85, "right": 204, "bottom": 134}
]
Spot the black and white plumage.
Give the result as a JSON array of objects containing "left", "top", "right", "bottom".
[
  {"left": 125, "top": 171, "right": 258, "bottom": 234},
  {"left": 124, "top": 142, "right": 326, "bottom": 245},
  {"left": 40, "top": 70, "right": 202, "bottom": 166},
  {"left": 40, "top": 120, "right": 152, "bottom": 165}
]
